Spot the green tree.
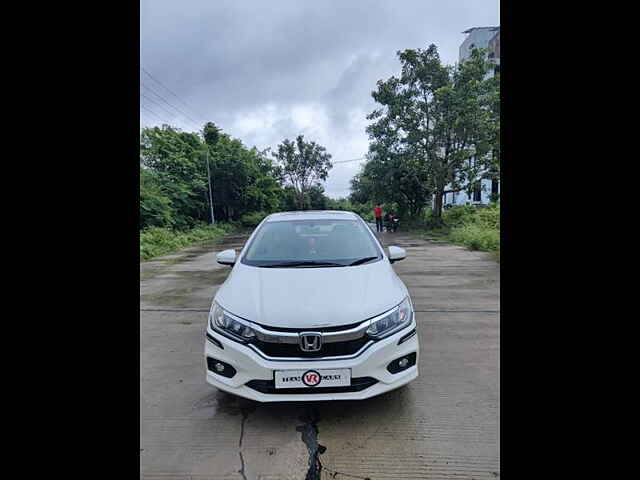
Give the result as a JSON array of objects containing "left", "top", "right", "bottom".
[
  {"left": 139, "top": 167, "right": 174, "bottom": 229},
  {"left": 203, "top": 121, "right": 221, "bottom": 147},
  {"left": 351, "top": 151, "right": 431, "bottom": 218},
  {"left": 306, "top": 183, "right": 328, "bottom": 210},
  {"left": 279, "top": 186, "right": 299, "bottom": 212},
  {"left": 140, "top": 125, "right": 209, "bottom": 229},
  {"left": 366, "top": 44, "right": 499, "bottom": 222},
  {"left": 484, "top": 71, "right": 500, "bottom": 201},
  {"left": 203, "top": 134, "right": 285, "bottom": 221},
  {"left": 243, "top": 147, "right": 284, "bottom": 214},
  {"left": 272, "top": 135, "right": 333, "bottom": 210}
]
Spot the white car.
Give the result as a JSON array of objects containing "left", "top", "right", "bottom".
[{"left": 204, "top": 210, "right": 419, "bottom": 402}]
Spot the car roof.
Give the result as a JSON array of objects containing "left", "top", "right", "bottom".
[{"left": 265, "top": 210, "right": 360, "bottom": 222}]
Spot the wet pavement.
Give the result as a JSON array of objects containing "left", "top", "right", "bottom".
[{"left": 140, "top": 229, "right": 500, "bottom": 479}]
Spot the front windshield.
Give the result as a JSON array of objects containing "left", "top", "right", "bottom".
[{"left": 241, "top": 219, "right": 382, "bottom": 267}]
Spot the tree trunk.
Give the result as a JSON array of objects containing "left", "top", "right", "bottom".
[{"left": 432, "top": 190, "right": 444, "bottom": 220}]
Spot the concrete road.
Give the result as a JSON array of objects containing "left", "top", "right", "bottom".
[{"left": 141, "top": 230, "right": 499, "bottom": 479}]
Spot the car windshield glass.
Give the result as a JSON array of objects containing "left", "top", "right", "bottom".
[{"left": 241, "top": 219, "right": 382, "bottom": 267}]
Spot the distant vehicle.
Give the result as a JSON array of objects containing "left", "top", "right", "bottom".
[
  {"left": 204, "top": 210, "right": 419, "bottom": 402},
  {"left": 386, "top": 217, "right": 399, "bottom": 233}
]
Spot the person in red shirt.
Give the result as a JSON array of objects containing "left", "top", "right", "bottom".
[{"left": 374, "top": 204, "right": 383, "bottom": 232}]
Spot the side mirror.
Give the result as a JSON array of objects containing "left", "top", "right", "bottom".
[
  {"left": 388, "top": 246, "right": 407, "bottom": 264},
  {"left": 216, "top": 249, "right": 236, "bottom": 266}
]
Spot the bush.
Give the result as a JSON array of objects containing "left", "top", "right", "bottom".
[
  {"left": 446, "top": 204, "right": 500, "bottom": 253},
  {"left": 449, "top": 223, "right": 500, "bottom": 251},
  {"left": 475, "top": 205, "right": 500, "bottom": 230},
  {"left": 443, "top": 205, "right": 477, "bottom": 228},
  {"left": 239, "top": 211, "right": 268, "bottom": 228},
  {"left": 140, "top": 223, "right": 234, "bottom": 261}
]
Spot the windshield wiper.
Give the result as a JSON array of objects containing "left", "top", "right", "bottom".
[
  {"left": 260, "top": 261, "right": 345, "bottom": 268},
  {"left": 348, "top": 256, "right": 379, "bottom": 266}
]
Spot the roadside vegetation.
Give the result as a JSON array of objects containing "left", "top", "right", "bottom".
[
  {"left": 140, "top": 122, "right": 352, "bottom": 260},
  {"left": 139, "top": 44, "right": 499, "bottom": 261},
  {"left": 140, "top": 224, "right": 234, "bottom": 261},
  {"left": 346, "top": 44, "right": 500, "bottom": 258},
  {"left": 420, "top": 204, "right": 500, "bottom": 260}
]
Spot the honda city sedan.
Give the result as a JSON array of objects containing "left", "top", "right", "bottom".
[{"left": 204, "top": 210, "right": 419, "bottom": 401}]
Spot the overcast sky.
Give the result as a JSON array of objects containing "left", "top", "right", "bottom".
[{"left": 140, "top": 0, "right": 499, "bottom": 198}]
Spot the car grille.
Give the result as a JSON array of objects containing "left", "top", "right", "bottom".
[
  {"left": 253, "top": 320, "right": 364, "bottom": 333},
  {"left": 251, "top": 336, "right": 370, "bottom": 358},
  {"left": 246, "top": 376, "right": 378, "bottom": 394}
]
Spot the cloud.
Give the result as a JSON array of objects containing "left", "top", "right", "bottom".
[{"left": 140, "top": 0, "right": 500, "bottom": 198}]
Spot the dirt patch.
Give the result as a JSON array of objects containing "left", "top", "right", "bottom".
[
  {"left": 173, "top": 269, "right": 230, "bottom": 285},
  {"left": 140, "top": 285, "right": 213, "bottom": 307}
]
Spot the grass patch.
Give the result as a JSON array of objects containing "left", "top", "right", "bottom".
[
  {"left": 449, "top": 223, "right": 500, "bottom": 251},
  {"left": 422, "top": 204, "right": 500, "bottom": 259},
  {"left": 140, "top": 223, "right": 234, "bottom": 261}
]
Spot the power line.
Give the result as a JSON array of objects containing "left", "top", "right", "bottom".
[
  {"left": 139, "top": 109, "right": 207, "bottom": 156},
  {"left": 140, "top": 105, "right": 171, "bottom": 124},
  {"left": 139, "top": 108, "right": 201, "bottom": 154},
  {"left": 140, "top": 81, "right": 202, "bottom": 127},
  {"left": 141, "top": 93, "right": 183, "bottom": 123},
  {"left": 141, "top": 67, "right": 207, "bottom": 123},
  {"left": 140, "top": 103, "right": 183, "bottom": 131},
  {"left": 140, "top": 93, "right": 201, "bottom": 132},
  {"left": 141, "top": 84, "right": 186, "bottom": 117},
  {"left": 139, "top": 82, "right": 202, "bottom": 128}
]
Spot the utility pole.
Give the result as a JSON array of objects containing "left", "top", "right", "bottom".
[{"left": 205, "top": 147, "right": 215, "bottom": 224}]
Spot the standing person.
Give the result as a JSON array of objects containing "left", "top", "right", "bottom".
[{"left": 374, "top": 204, "right": 383, "bottom": 232}]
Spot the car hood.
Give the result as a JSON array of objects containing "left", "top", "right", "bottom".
[{"left": 214, "top": 260, "right": 407, "bottom": 329}]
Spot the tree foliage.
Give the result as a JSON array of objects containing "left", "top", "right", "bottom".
[
  {"left": 139, "top": 124, "right": 338, "bottom": 231},
  {"left": 139, "top": 167, "right": 174, "bottom": 229},
  {"left": 140, "top": 125, "right": 210, "bottom": 229},
  {"left": 360, "top": 44, "right": 500, "bottom": 221},
  {"left": 140, "top": 124, "right": 286, "bottom": 229},
  {"left": 272, "top": 135, "right": 333, "bottom": 210}
]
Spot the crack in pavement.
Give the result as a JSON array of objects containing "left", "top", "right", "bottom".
[
  {"left": 297, "top": 407, "right": 371, "bottom": 480},
  {"left": 238, "top": 451, "right": 248, "bottom": 480},
  {"left": 239, "top": 407, "right": 250, "bottom": 448},
  {"left": 238, "top": 406, "right": 252, "bottom": 480},
  {"left": 297, "top": 407, "right": 325, "bottom": 480}
]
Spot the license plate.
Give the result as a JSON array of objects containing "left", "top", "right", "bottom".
[{"left": 274, "top": 368, "right": 351, "bottom": 389}]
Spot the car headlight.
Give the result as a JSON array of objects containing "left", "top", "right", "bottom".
[
  {"left": 210, "top": 303, "right": 256, "bottom": 342},
  {"left": 366, "top": 297, "right": 413, "bottom": 339}
]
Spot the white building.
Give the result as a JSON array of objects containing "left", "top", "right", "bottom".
[{"left": 441, "top": 26, "right": 500, "bottom": 208}]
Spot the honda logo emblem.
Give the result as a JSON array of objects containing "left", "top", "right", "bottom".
[{"left": 299, "top": 332, "right": 322, "bottom": 352}]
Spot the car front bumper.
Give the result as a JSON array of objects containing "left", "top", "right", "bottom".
[{"left": 204, "top": 318, "right": 419, "bottom": 402}]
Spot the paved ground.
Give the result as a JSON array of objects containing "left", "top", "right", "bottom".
[{"left": 140, "top": 229, "right": 500, "bottom": 479}]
